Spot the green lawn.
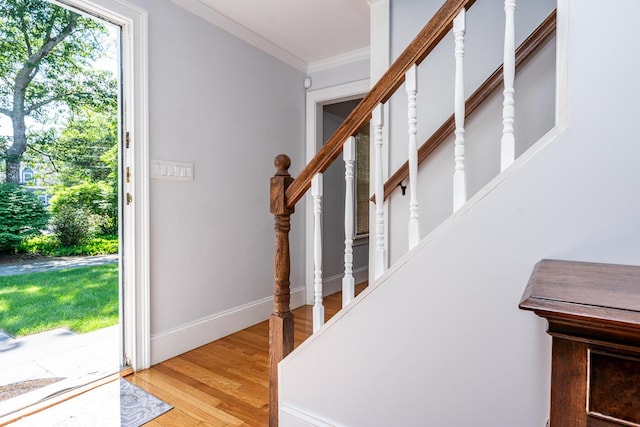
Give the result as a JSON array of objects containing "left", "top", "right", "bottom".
[{"left": 0, "top": 264, "right": 119, "bottom": 337}]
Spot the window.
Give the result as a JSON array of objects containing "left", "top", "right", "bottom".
[
  {"left": 21, "top": 167, "right": 34, "bottom": 183},
  {"left": 355, "top": 130, "right": 369, "bottom": 237}
]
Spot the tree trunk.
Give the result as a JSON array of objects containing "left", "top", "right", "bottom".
[{"left": 5, "top": 114, "right": 27, "bottom": 184}]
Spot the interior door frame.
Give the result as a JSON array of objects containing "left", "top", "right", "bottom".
[
  {"left": 52, "top": 0, "right": 150, "bottom": 370},
  {"left": 304, "top": 79, "right": 369, "bottom": 305}
]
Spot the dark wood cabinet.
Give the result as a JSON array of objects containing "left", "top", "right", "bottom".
[{"left": 520, "top": 260, "right": 640, "bottom": 427}]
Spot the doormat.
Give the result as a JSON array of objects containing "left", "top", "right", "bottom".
[
  {"left": 120, "top": 378, "right": 173, "bottom": 426},
  {"left": 10, "top": 378, "right": 172, "bottom": 426}
]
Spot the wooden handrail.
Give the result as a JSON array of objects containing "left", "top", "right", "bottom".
[
  {"left": 376, "top": 9, "right": 556, "bottom": 202},
  {"left": 285, "top": 0, "right": 477, "bottom": 209}
]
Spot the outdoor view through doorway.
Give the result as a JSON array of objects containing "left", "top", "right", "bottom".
[{"left": 0, "top": 0, "right": 125, "bottom": 416}]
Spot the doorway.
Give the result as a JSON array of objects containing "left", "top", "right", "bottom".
[
  {"left": 304, "top": 80, "right": 370, "bottom": 305},
  {"left": 321, "top": 101, "right": 370, "bottom": 295},
  {"left": 0, "top": 0, "right": 149, "bottom": 418}
]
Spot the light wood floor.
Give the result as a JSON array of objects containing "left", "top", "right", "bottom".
[{"left": 126, "top": 284, "right": 366, "bottom": 426}]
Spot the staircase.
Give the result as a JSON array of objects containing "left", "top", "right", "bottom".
[{"left": 268, "top": 0, "right": 640, "bottom": 425}]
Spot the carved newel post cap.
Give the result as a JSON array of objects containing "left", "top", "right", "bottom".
[{"left": 274, "top": 154, "right": 291, "bottom": 176}]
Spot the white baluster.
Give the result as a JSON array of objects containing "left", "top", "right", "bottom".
[
  {"left": 342, "top": 137, "right": 356, "bottom": 307},
  {"left": 406, "top": 64, "right": 420, "bottom": 249},
  {"left": 311, "top": 174, "right": 324, "bottom": 332},
  {"left": 373, "top": 103, "right": 387, "bottom": 279},
  {"left": 501, "top": 0, "right": 516, "bottom": 171},
  {"left": 453, "top": 9, "right": 467, "bottom": 212}
]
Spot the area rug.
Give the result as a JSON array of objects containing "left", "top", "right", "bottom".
[{"left": 120, "top": 379, "right": 172, "bottom": 426}]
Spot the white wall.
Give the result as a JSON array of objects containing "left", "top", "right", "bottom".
[
  {"left": 279, "top": 1, "right": 640, "bottom": 425},
  {"left": 124, "top": 0, "right": 306, "bottom": 364}
]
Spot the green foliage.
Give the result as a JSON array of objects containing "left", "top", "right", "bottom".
[
  {"left": 101, "top": 145, "right": 119, "bottom": 231},
  {"left": 17, "top": 234, "right": 58, "bottom": 254},
  {"left": 0, "top": 0, "right": 118, "bottom": 184},
  {"left": 80, "top": 235, "right": 118, "bottom": 255},
  {"left": 49, "top": 181, "right": 116, "bottom": 234},
  {"left": 43, "top": 110, "right": 118, "bottom": 185},
  {"left": 50, "top": 181, "right": 111, "bottom": 216},
  {"left": 0, "top": 0, "right": 116, "bottom": 114},
  {"left": 0, "top": 183, "right": 48, "bottom": 252},
  {"left": 18, "top": 234, "right": 118, "bottom": 256},
  {"left": 0, "top": 263, "right": 119, "bottom": 336},
  {"left": 51, "top": 205, "right": 101, "bottom": 246},
  {"left": 0, "top": 135, "right": 7, "bottom": 161}
]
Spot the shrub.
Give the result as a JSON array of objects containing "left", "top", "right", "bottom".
[
  {"left": 49, "top": 181, "right": 116, "bottom": 234},
  {"left": 18, "top": 234, "right": 60, "bottom": 255},
  {"left": 52, "top": 205, "right": 103, "bottom": 246},
  {"left": 19, "top": 234, "right": 118, "bottom": 256},
  {"left": 82, "top": 235, "right": 119, "bottom": 255},
  {"left": 0, "top": 183, "right": 49, "bottom": 253}
]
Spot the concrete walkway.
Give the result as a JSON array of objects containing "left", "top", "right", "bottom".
[
  {"left": 0, "top": 254, "right": 118, "bottom": 277},
  {"left": 0, "top": 326, "right": 120, "bottom": 417},
  {"left": 0, "top": 255, "right": 121, "bottom": 417},
  {"left": 0, "top": 326, "right": 119, "bottom": 383}
]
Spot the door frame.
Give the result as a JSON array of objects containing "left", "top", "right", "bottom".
[
  {"left": 304, "top": 79, "right": 369, "bottom": 305},
  {"left": 53, "top": 0, "right": 150, "bottom": 370}
]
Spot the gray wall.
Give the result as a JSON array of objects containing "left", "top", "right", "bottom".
[
  {"left": 387, "top": 0, "right": 556, "bottom": 262},
  {"left": 127, "top": 0, "right": 306, "bottom": 363},
  {"left": 307, "top": 58, "right": 370, "bottom": 91}
]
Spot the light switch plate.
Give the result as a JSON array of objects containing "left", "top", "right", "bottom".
[{"left": 150, "top": 159, "right": 194, "bottom": 181}]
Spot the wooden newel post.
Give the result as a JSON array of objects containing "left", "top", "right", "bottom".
[{"left": 269, "top": 154, "right": 295, "bottom": 427}]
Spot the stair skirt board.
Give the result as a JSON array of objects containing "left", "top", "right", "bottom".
[
  {"left": 278, "top": 119, "right": 573, "bottom": 426},
  {"left": 150, "top": 286, "right": 306, "bottom": 365},
  {"left": 321, "top": 267, "right": 368, "bottom": 297}
]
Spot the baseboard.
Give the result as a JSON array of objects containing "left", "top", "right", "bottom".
[
  {"left": 150, "top": 286, "right": 306, "bottom": 365},
  {"left": 322, "top": 266, "right": 368, "bottom": 297},
  {"left": 281, "top": 404, "right": 344, "bottom": 427}
]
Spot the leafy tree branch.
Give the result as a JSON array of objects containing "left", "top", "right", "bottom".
[{"left": 0, "top": 0, "right": 114, "bottom": 184}]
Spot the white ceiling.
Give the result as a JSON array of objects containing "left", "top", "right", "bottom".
[{"left": 170, "top": 0, "right": 370, "bottom": 72}]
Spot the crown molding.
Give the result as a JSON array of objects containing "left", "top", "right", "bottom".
[
  {"left": 307, "top": 47, "right": 371, "bottom": 74},
  {"left": 170, "top": 0, "right": 307, "bottom": 72}
]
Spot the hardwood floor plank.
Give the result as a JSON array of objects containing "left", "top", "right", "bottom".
[
  {"left": 152, "top": 364, "right": 269, "bottom": 425},
  {"left": 161, "top": 357, "right": 243, "bottom": 391},
  {"left": 179, "top": 351, "right": 270, "bottom": 389},
  {"left": 127, "top": 285, "right": 367, "bottom": 426},
  {"left": 143, "top": 407, "right": 203, "bottom": 426},
  {"left": 161, "top": 358, "right": 268, "bottom": 409},
  {"left": 127, "top": 374, "right": 243, "bottom": 426},
  {"left": 129, "top": 370, "right": 246, "bottom": 426}
]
